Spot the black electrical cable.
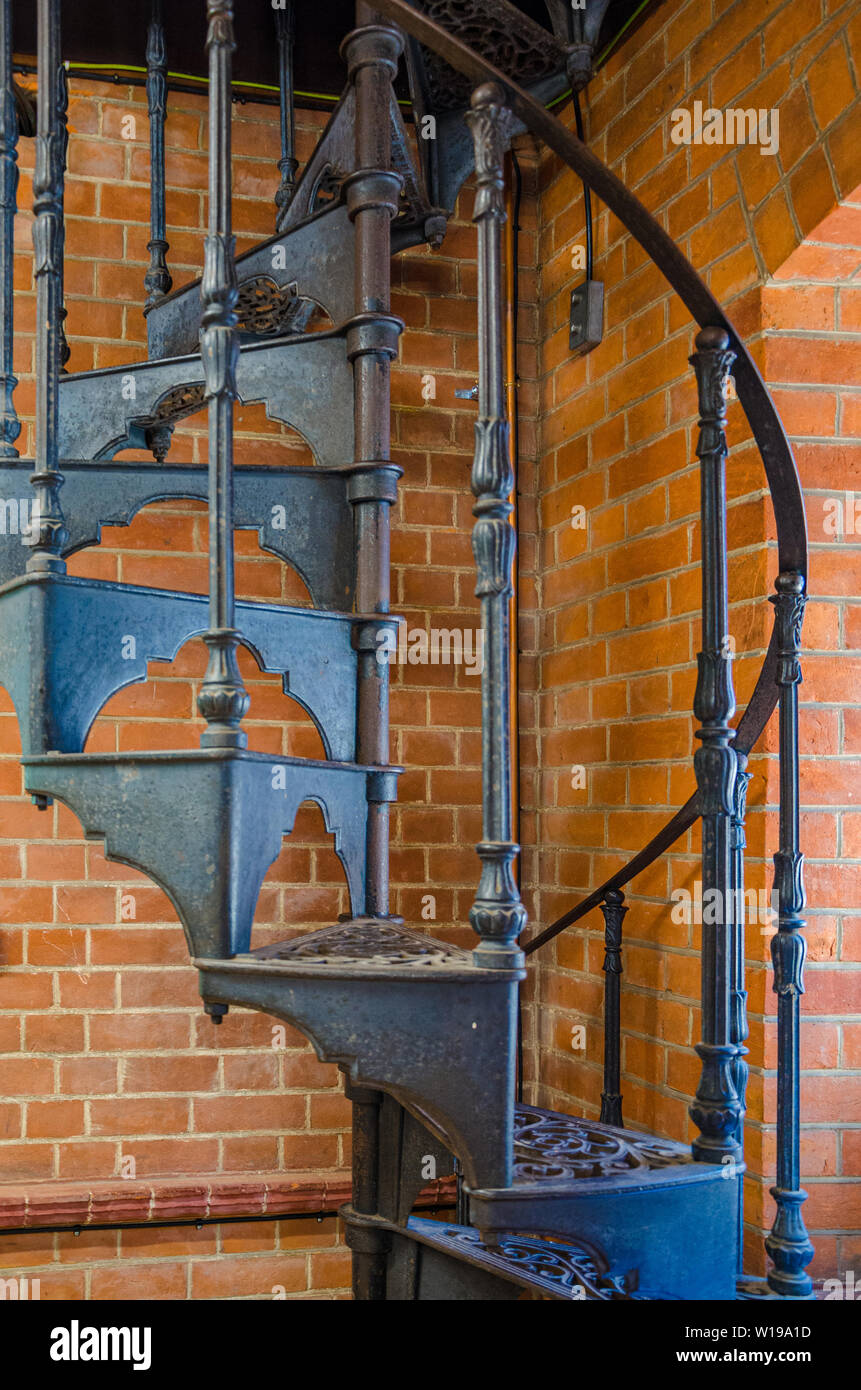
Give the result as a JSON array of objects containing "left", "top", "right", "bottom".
[{"left": 573, "top": 89, "right": 593, "bottom": 281}]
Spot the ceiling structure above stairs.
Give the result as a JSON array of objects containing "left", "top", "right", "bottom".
[{"left": 0, "top": 0, "right": 816, "bottom": 1302}]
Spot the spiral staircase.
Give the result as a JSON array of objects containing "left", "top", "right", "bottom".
[{"left": 0, "top": 0, "right": 814, "bottom": 1300}]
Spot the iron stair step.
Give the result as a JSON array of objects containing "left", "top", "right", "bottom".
[
  {"left": 399, "top": 1215, "right": 670, "bottom": 1300},
  {"left": 464, "top": 1103, "right": 741, "bottom": 1301},
  {"left": 145, "top": 203, "right": 356, "bottom": 361},
  {"left": 22, "top": 751, "right": 400, "bottom": 961},
  {"left": 195, "top": 918, "right": 523, "bottom": 1194},
  {"left": 0, "top": 570, "right": 393, "bottom": 761},
  {"left": 57, "top": 326, "right": 355, "bottom": 466},
  {"left": 144, "top": 86, "right": 445, "bottom": 362},
  {"left": 0, "top": 458, "right": 363, "bottom": 610}
]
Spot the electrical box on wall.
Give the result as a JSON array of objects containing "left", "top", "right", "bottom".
[{"left": 569, "top": 279, "right": 604, "bottom": 356}]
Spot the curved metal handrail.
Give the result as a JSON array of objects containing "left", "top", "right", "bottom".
[{"left": 370, "top": 0, "right": 808, "bottom": 956}]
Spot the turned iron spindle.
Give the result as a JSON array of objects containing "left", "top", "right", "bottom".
[
  {"left": 196, "top": 0, "right": 248, "bottom": 747},
  {"left": 689, "top": 326, "right": 742, "bottom": 1164},
  {"left": 274, "top": 0, "right": 297, "bottom": 232},
  {"left": 599, "top": 889, "right": 626, "bottom": 1128},
  {"left": 765, "top": 570, "right": 814, "bottom": 1297},
  {"left": 57, "top": 53, "right": 68, "bottom": 373},
  {"left": 28, "top": 0, "right": 67, "bottom": 574},
  {"left": 0, "top": 0, "right": 18, "bottom": 457},
  {"left": 729, "top": 746, "right": 751, "bottom": 1273},
  {"left": 144, "top": 0, "right": 172, "bottom": 311},
  {"left": 465, "top": 82, "right": 527, "bottom": 972}
]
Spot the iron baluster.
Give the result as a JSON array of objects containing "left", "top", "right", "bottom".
[
  {"left": 765, "top": 570, "right": 814, "bottom": 1297},
  {"left": 0, "top": 0, "right": 18, "bottom": 456},
  {"left": 274, "top": 0, "right": 297, "bottom": 232},
  {"left": 29, "top": 0, "right": 67, "bottom": 575},
  {"left": 144, "top": 0, "right": 172, "bottom": 311},
  {"left": 730, "top": 747, "right": 751, "bottom": 1274},
  {"left": 599, "top": 889, "right": 626, "bottom": 1128},
  {"left": 689, "top": 326, "right": 741, "bottom": 1164},
  {"left": 57, "top": 52, "right": 69, "bottom": 373},
  {"left": 196, "top": 0, "right": 248, "bottom": 748},
  {"left": 465, "top": 82, "right": 526, "bottom": 971}
]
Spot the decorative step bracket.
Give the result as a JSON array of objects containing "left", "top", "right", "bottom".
[{"left": 23, "top": 749, "right": 399, "bottom": 959}]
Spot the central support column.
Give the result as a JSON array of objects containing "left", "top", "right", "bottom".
[{"left": 340, "top": 3, "right": 403, "bottom": 1301}]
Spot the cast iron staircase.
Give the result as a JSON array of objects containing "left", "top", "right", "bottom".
[{"left": 0, "top": 0, "right": 814, "bottom": 1302}]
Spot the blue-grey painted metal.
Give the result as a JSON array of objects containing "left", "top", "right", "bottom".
[
  {"left": 0, "top": 0, "right": 19, "bottom": 458},
  {"left": 23, "top": 748, "right": 382, "bottom": 958},
  {"left": 146, "top": 203, "right": 356, "bottom": 359},
  {"left": 765, "top": 571, "right": 815, "bottom": 1298},
  {"left": 57, "top": 329, "right": 354, "bottom": 467},
  {"left": 689, "top": 326, "right": 742, "bottom": 1165},
  {"left": 464, "top": 83, "right": 526, "bottom": 972},
  {"left": 0, "top": 572, "right": 376, "bottom": 762},
  {"left": 195, "top": 925, "right": 521, "bottom": 1193},
  {"left": 144, "top": 0, "right": 172, "bottom": 312},
  {"left": 730, "top": 747, "right": 751, "bottom": 1277},
  {"left": 0, "top": 460, "right": 359, "bottom": 612}
]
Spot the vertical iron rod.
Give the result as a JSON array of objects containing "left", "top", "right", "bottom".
[
  {"left": 196, "top": 0, "right": 248, "bottom": 748},
  {"left": 29, "top": 0, "right": 67, "bottom": 574},
  {"left": 599, "top": 889, "right": 626, "bottom": 1127},
  {"left": 465, "top": 82, "right": 526, "bottom": 971},
  {"left": 144, "top": 0, "right": 172, "bottom": 311},
  {"left": 730, "top": 747, "right": 751, "bottom": 1273},
  {"left": 0, "top": 0, "right": 19, "bottom": 457},
  {"left": 274, "top": 0, "right": 297, "bottom": 232},
  {"left": 689, "top": 326, "right": 741, "bottom": 1163},
  {"left": 765, "top": 571, "right": 814, "bottom": 1297}
]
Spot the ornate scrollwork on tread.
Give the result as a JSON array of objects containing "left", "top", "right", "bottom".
[
  {"left": 235, "top": 276, "right": 316, "bottom": 337},
  {"left": 151, "top": 381, "right": 207, "bottom": 424},
  {"left": 426, "top": 1224, "right": 630, "bottom": 1301},
  {"left": 512, "top": 1104, "right": 692, "bottom": 1182},
  {"left": 409, "top": 0, "right": 565, "bottom": 113},
  {"left": 253, "top": 920, "right": 468, "bottom": 968},
  {"left": 310, "top": 162, "right": 347, "bottom": 213}
]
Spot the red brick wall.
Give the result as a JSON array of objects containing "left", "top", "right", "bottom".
[{"left": 529, "top": 0, "right": 861, "bottom": 1279}]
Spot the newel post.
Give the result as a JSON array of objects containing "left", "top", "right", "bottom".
[
  {"left": 465, "top": 83, "right": 526, "bottom": 971},
  {"left": 689, "top": 326, "right": 742, "bottom": 1165},
  {"left": 765, "top": 570, "right": 814, "bottom": 1297}
]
